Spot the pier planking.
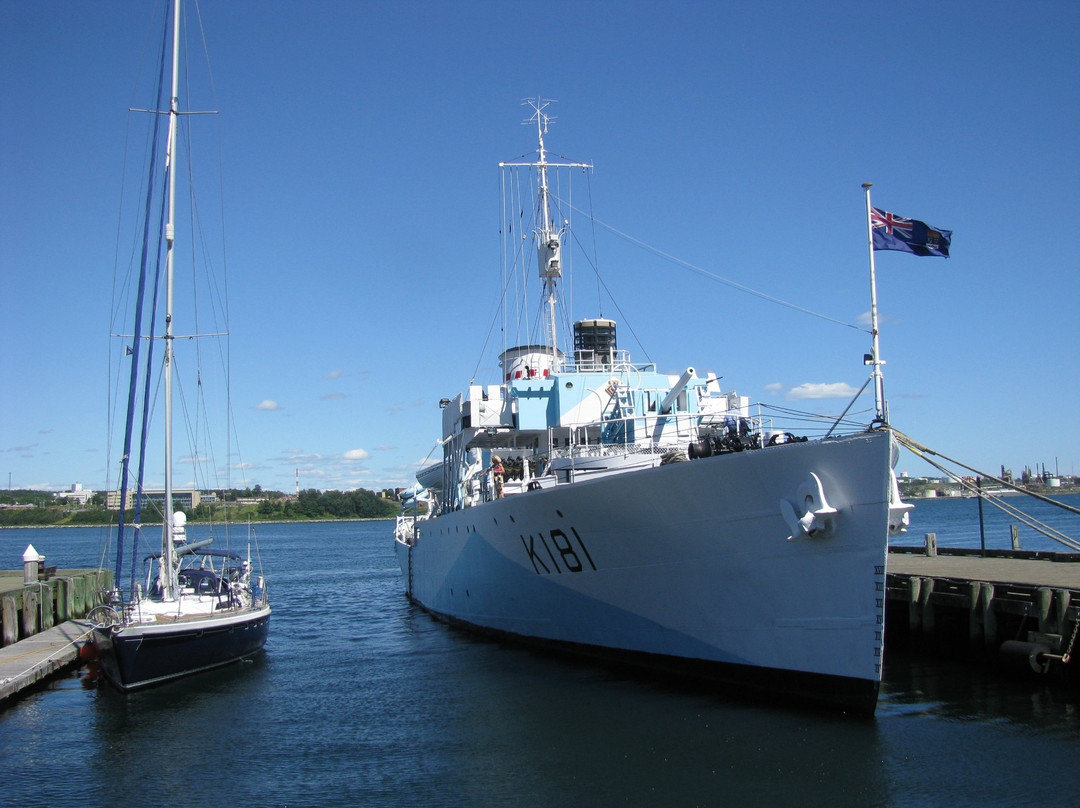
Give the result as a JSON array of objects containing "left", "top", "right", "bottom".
[{"left": 0, "top": 619, "right": 93, "bottom": 704}]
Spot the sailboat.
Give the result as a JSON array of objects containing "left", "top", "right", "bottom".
[
  {"left": 394, "top": 100, "right": 911, "bottom": 713},
  {"left": 90, "top": 0, "right": 270, "bottom": 691}
]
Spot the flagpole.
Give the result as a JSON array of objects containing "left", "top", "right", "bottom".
[{"left": 862, "top": 182, "right": 887, "bottom": 425}]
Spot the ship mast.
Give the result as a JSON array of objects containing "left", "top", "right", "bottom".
[
  {"left": 534, "top": 107, "right": 561, "bottom": 359},
  {"left": 501, "top": 98, "right": 591, "bottom": 365}
]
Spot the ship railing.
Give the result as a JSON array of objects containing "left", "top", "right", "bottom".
[
  {"left": 438, "top": 406, "right": 876, "bottom": 507},
  {"left": 394, "top": 514, "right": 418, "bottom": 546},
  {"left": 553, "top": 408, "right": 758, "bottom": 448},
  {"left": 249, "top": 577, "right": 270, "bottom": 609},
  {"left": 546, "top": 399, "right": 882, "bottom": 468},
  {"left": 549, "top": 441, "right": 676, "bottom": 461},
  {"left": 561, "top": 350, "right": 656, "bottom": 375},
  {"left": 586, "top": 404, "right": 870, "bottom": 451},
  {"left": 546, "top": 407, "right": 791, "bottom": 463}
]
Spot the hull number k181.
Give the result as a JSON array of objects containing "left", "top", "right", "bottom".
[{"left": 520, "top": 527, "right": 597, "bottom": 575}]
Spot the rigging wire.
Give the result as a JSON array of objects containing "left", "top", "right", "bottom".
[
  {"left": 113, "top": 10, "right": 171, "bottom": 595},
  {"left": 197, "top": 0, "right": 245, "bottom": 532},
  {"left": 564, "top": 215, "right": 653, "bottom": 366},
  {"left": 483, "top": 155, "right": 867, "bottom": 438},
  {"left": 107, "top": 0, "right": 259, "bottom": 575},
  {"left": 585, "top": 171, "right": 602, "bottom": 318},
  {"left": 893, "top": 430, "right": 1080, "bottom": 518},
  {"left": 899, "top": 439, "right": 1080, "bottom": 551},
  {"left": 558, "top": 197, "right": 866, "bottom": 334},
  {"left": 181, "top": 1, "right": 232, "bottom": 534},
  {"left": 168, "top": 0, "right": 247, "bottom": 548},
  {"left": 494, "top": 163, "right": 658, "bottom": 368},
  {"left": 894, "top": 429, "right": 1080, "bottom": 552}
]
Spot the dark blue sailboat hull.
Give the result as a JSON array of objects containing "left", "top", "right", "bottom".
[{"left": 95, "top": 607, "right": 270, "bottom": 692}]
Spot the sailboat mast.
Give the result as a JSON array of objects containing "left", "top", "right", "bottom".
[{"left": 161, "top": 0, "right": 181, "bottom": 600}]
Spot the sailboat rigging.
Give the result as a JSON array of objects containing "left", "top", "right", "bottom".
[{"left": 89, "top": 0, "right": 270, "bottom": 692}]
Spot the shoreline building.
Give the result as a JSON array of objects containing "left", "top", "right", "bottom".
[{"left": 106, "top": 489, "right": 203, "bottom": 511}]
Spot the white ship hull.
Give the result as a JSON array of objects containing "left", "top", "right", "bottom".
[{"left": 396, "top": 429, "right": 893, "bottom": 713}]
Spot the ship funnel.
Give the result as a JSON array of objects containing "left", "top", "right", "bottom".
[
  {"left": 499, "top": 344, "right": 562, "bottom": 381},
  {"left": 573, "top": 318, "right": 617, "bottom": 369}
]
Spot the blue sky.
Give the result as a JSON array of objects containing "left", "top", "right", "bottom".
[{"left": 2, "top": 0, "right": 1078, "bottom": 495}]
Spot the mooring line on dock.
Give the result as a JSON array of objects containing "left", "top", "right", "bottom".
[{"left": 0, "top": 624, "right": 94, "bottom": 688}]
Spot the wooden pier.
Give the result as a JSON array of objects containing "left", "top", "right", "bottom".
[
  {"left": 0, "top": 566, "right": 112, "bottom": 705},
  {"left": 1, "top": 568, "right": 111, "bottom": 646},
  {"left": 886, "top": 536, "right": 1080, "bottom": 680},
  {"left": 0, "top": 619, "right": 94, "bottom": 704}
]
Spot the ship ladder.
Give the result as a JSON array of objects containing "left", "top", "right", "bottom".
[{"left": 604, "top": 383, "right": 635, "bottom": 444}]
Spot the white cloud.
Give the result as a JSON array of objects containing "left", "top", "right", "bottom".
[
  {"left": 324, "top": 369, "right": 342, "bottom": 380},
  {"left": 764, "top": 382, "right": 784, "bottom": 394},
  {"left": 858, "top": 310, "right": 902, "bottom": 327},
  {"left": 255, "top": 400, "right": 280, "bottom": 411},
  {"left": 786, "top": 382, "right": 863, "bottom": 401},
  {"left": 343, "top": 448, "right": 370, "bottom": 461}
]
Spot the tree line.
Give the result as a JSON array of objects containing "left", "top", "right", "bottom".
[
  {"left": 249, "top": 488, "right": 397, "bottom": 520},
  {"left": 0, "top": 487, "right": 398, "bottom": 527}
]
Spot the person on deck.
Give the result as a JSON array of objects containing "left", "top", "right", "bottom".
[{"left": 491, "top": 455, "right": 505, "bottom": 498}]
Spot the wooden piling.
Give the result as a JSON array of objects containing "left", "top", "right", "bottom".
[
  {"left": 1, "top": 597, "right": 17, "bottom": 646},
  {"left": 979, "top": 583, "right": 996, "bottom": 651},
  {"left": 919, "top": 576, "right": 935, "bottom": 635},
  {"left": 967, "top": 581, "right": 982, "bottom": 649},
  {"left": 886, "top": 548, "right": 1080, "bottom": 682},
  {"left": 21, "top": 588, "right": 38, "bottom": 637},
  {"left": 924, "top": 532, "right": 937, "bottom": 557},
  {"left": 0, "top": 570, "right": 112, "bottom": 649},
  {"left": 907, "top": 575, "right": 922, "bottom": 630}
]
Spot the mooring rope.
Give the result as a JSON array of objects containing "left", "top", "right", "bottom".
[
  {"left": 0, "top": 623, "right": 95, "bottom": 687},
  {"left": 893, "top": 428, "right": 1080, "bottom": 551},
  {"left": 893, "top": 429, "right": 1080, "bottom": 517}
]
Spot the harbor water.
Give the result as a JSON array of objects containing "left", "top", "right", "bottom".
[{"left": 2, "top": 496, "right": 1079, "bottom": 807}]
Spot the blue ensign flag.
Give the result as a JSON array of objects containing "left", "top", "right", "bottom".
[{"left": 871, "top": 207, "right": 951, "bottom": 257}]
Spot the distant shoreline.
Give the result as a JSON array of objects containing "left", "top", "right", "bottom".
[{"left": 0, "top": 516, "right": 395, "bottom": 530}]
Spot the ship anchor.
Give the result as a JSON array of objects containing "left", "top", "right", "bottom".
[{"left": 781, "top": 472, "right": 838, "bottom": 540}]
